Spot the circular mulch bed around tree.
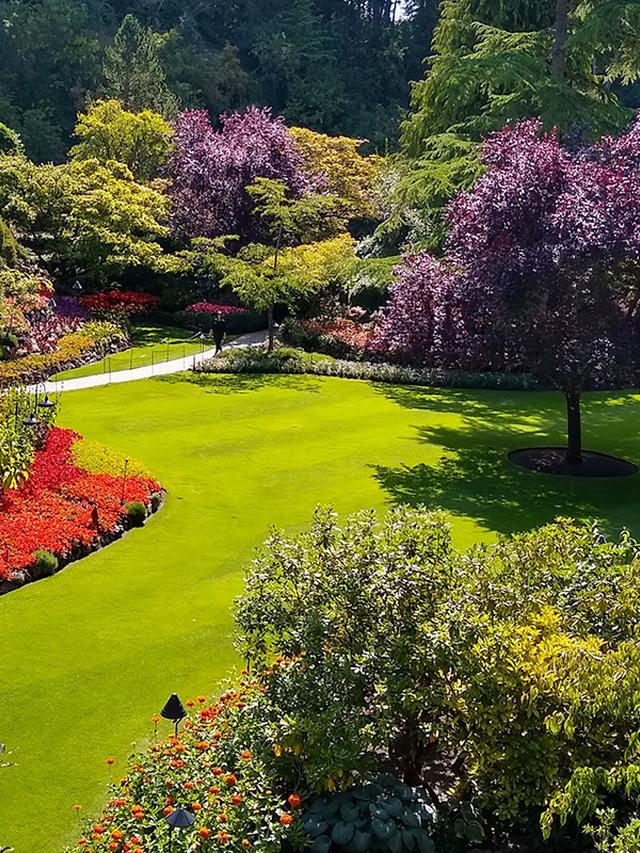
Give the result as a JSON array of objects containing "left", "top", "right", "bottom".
[{"left": 508, "top": 447, "right": 638, "bottom": 477}]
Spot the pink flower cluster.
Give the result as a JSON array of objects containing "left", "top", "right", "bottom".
[{"left": 185, "top": 302, "right": 247, "bottom": 315}]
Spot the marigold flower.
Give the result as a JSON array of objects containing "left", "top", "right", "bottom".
[
  {"left": 192, "top": 801, "right": 202, "bottom": 811},
  {"left": 163, "top": 806, "right": 175, "bottom": 816},
  {"left": 109, "top": 843, "right": 119, "bottom": 852},
  {"left": 217, "top": 812, "right": 228, "bottom": 822},
  {"left": 224, "top": 774, "right": 237, "bottom": 786},
  {"left": 216, "top": 830, "right": 230, "bottom": 843},
  {"left": 93, "top": 824, "right": 105, "bottom": 834},
  {"left": 231, "top": 795, "right": 242, "bottom": 805},
  {"left": 186, "top": 699, "right": 195, "bottom": 708},
  {"left": 240, "top": 750, "right": 252, "bottom": 760},
  {"left": 106, "top": 757, "right": 115, "bottom": 766},
  {"left": 152, "top": 715, "right": 160, "bottom": 723},
  {"left": 73, "top": 803, "right": 82, "bottom": 811},
  {"left": 212, "top": 767, "right": 223, "bottom": 776},
  {"left": 198, "top": 827, "right": 212, "bottom": 839},
  {"left": 241, "top": 839, "right": 252, "bottom": 849},
  {"left": 197, "top": 741, "right": 210, "bottom": 751},
  {"left": 279, "top": 814, "right": 294, "bottom": 826},
  {"left": 111, "top": 829, "right": 124, "bottom": 840},
  {"left": 184, "top": 781, "right": 195, "bottom": 790},
  {"left": 197, "top": 695, "right": 206, "bottom": 703},
  {"left": 209, "top": 785, "right": 220, "bottom": 795},
  {"left": 288, "top": 794, "right": 302, "bottom": 809},
  {"left": 78, "top": 840, "right": 88, "bottom": 847}
]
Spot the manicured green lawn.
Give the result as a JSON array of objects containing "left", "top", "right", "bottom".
[
  {"left": 53, "top": 325, "right": 209, "bottom": 380},
  {"left": 0, "top": 374, "right": 639, "bottom": 852}
]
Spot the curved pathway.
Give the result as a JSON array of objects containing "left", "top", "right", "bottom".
[{"left": 31, "top": 329, "right": 268, "bottom": 393}]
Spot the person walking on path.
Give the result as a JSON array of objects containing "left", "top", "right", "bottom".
[{"left": 211, "top": 312, "right": 226, "bottom": 355}]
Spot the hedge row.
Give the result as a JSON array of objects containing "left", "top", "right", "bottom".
[{"left": 195, "top": 346, "right": 541, "bottom": 391}]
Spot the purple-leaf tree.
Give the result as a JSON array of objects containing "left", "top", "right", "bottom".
[
  {"left": 374, "top": 117, "right": 640, "bottom": 465},
  {"left": 166, "top": 106, "right": 311, "bottom": 242}
]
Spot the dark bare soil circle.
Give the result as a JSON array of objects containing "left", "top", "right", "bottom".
[{"left": 508, "top": 447, "right": 638, "bottom": 477}]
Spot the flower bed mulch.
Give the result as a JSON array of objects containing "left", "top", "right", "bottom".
[{"left": 0, "top": 428, "right": 163, "bottom": 592}]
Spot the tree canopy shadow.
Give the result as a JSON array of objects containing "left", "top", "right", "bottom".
[
  {"left": 154, "top": 371, "right": 323, "bottom": 396},
  {"left": 373, "top": 387, "right": 640, "bottom": 539}
]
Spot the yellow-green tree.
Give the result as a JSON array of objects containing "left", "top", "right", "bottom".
[{"left": 70, "top": 99, "right": 174, "bottom": 181}]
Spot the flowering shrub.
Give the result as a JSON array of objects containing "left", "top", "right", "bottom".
[
  {"left": 0, "top": 428, "right": 161, "bottom": 583},
  {"left": 72, "top": 678, "right": 306, "bottom": 853},
  {"left": 0, "top": 323, "right": 128, "bottom": 387},
  {"left": 80, "top": 291, "right": 160, "bottom": 317},
  {"left": 302, "top": 316, "right": 374, "bottom": 354},
  {"left": 185, "top": 303, "right": 248, "bottom": 316}
]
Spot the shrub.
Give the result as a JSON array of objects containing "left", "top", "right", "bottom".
[
  {"left": 185, "top": 301, "right": 248, "bottom": 315},
  {"left": 196, "top": 346, "right": 539, "bottom": 390},
  {"left": 80, "top": 290, "right": 160, "bottom": 317},
  {"left": 175, "top": 307, "right": 265, "bottom": 335},
  {"left": 124, "top": 500, "right": 146, "bottom": 527},
  {"left": 31, "top": 549, "right": 58, "bottom": 577}
]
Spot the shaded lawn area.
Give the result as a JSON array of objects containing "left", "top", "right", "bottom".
[
  {"left": 53, "top": 324, "right": 210, "bottom": 380},
  {"left": 0, "top": 374, "right": 638, "bottom": 852}
]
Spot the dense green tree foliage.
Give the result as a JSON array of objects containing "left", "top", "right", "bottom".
[
  {"left": 388, "top": 0, "right": 640, "bottom": 249},
  {"left": 0, "top": 0, "right": 438, "bottom": 162}
]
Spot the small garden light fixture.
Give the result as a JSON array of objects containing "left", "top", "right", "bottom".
[
  {"left": 165, "top": 806, "right": 195, "bottom": 852},
  {"left": 160, "top": 692, "right": 187, "bottom": 737}
]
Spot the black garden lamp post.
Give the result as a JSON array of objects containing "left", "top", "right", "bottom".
[
  {"left": 165, "top": 807, "right": 195, "bottom": 852},
  {"left": 160, "top": 693, "right": 187, "bottom": 737},
  {"left": 38, "top": 392, "right": 55, "bottom": 410},
  {"left": 22, "top": 411, "right": 39, "bottom": 427}
]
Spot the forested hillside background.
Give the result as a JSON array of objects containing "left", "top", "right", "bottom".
[{"left": 0, "top": 0, "right": 438, "bottom": 162}]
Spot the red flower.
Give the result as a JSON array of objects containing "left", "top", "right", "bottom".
[
  {"left": 288, "top": 794, "right": 301, "bottom": 809},
  {"left": 279, "top": 814, "right": 294, "bottom": 826}
]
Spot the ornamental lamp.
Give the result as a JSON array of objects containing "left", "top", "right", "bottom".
[
  {"left": 165, "top": 807, "right": 195, "bottom": 852},
  {"left": 160, "top": 693, "right": 187, "bottom": 736},
  {"left": 22, "top": 412, "right": 39, "bottom": 427},
  {"left": 38, "top": 394, "right": 55, "bottom": 409}
]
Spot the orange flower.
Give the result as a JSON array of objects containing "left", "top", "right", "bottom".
[
  {"left": 279, "top": 814, "right": 294, "bottom": 826},
  {"left": 288, "top": 794, "right": 302, "bottom": 809},
  {"left": 130, "top": 836, "right": 141, "bottom": 844},
  {"left": 192, "top": 801, "right": 202, "bottom": 812},
  {"left": 216, "top": 830, "right": 230, "bottom": 843},
  {"left": 241, "top": 840, "right": 252, "bottom": 849},
  {"left": 109, "top": 844, "right": 119, "bottom": 852},
  {"left": 212, "top": 767, "right": 223, "bottom": 776},
  {"left": 163, "top": 806, "right": 175, "bottom": 816},
  {"left": 198, "top": 827, "right": 212, "bottom": 839},
  {"left": 240, "top": 750, "right": 252, "bottom": 760},
  {"left": 171, "top": 758, "right": 185, "bottom": 769},
  {"left": 217, "top": 812, "right": 228, "bottom": 823},
  {"left": 93, "top": 824, "right": 105, "bottom": 835},
  {"left": 231, "top": 795, "right": 242, "bottom": 805},
  {"left": 152, "top": 714, "right": 160, "bottom": 723},
  {"left": 197, "top": 695, "right": 207, "bottom": 703},
  {"left": 186, "top": 700, "right": 195, "bottom": 708},
  {"left": 73, "top": 803, "right": 82, "bottom": 812},
  {"left": 78, "top": 840, "right": 88, "bottom": 847},
  {"left": 197, "top": 741, "right": 211, "bottom": 751},
  {"left": 106, "top": 757, "right": 115, "bottom": 766},
  {"left": 224, "top": 774, "right": 237, "bottom": 786},
  {"left": 209, "top": 785, "right": 220, "bottom": 795},
  {"left": 111, "top": 829, "right": 124, "bottom": 840},
  {"left": 184, "top": 781, "right": 195, "bottom": 791}
]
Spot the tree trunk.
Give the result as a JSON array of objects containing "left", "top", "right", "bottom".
[
  {"left": 267, "top": 304, "right": 274, "bottom": 352},
  {"left": 565, "top": 391, "right": 582, "bottom": 464},
  {"left": 551, "top": 0, "right": 570, "bottom": 78}
]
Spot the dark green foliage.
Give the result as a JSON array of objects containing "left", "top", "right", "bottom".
[
  {"left": 302, "top": 778, "right": 437, "bottom": 853},
  {"left": 0, "top": 331, "right": 18, "bottom": 359},
  {"left": 102, "top": 14, "right": 178, "bottom": 116},
  {"left": 0, "top": 1, "right": 438, "bottom": 161},
  {"left": 124, "top": 500, "right": 146, "bottom": 526},
  {"left": 173, "top": 309, "right": 265, "bottom": 336},
  {"left": 32, "top": 550, "right": 59, "bottom": 577},
  {"left": 0, "top": 122, "right": 22, "bottom": 156},
  {"left": 0, "top": 220, "right": 18, "bottom": 268}
]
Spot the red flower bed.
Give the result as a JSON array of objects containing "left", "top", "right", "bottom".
[
  {"left": 185, "top": 302, "right": 247, "bottom": 315},
  {"left": 80, "top": 291, "right": 160, "bottom": 316},
  {"left": 303, "top": 316, "right": 374, "bottom": 350},
  {"left": 0, "top": 428, "right": 161, "bottom": 582}
]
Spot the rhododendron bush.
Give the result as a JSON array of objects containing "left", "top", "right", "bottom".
[
  {"left": 0, "top": 428, "right": 161, "bottom": 583},
  {"left": 80, "top": 291, "right": 160, "bottom": 317},
  {"left": 185, "top": 302, "right": 248, "bottom": 315}
]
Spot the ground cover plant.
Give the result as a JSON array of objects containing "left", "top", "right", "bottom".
[
  {"left": 0, "top": 425, "right": 161, "bottom": 586},
  {"left": 1, "top": 374, "right": 639, "bottom": 852}
]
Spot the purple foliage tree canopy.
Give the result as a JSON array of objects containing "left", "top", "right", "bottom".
[
  {"left": 167, "top": 106, "right": 311, "bottom": 241},
  {"left": 374, "top": 117, "right": 640, "bottom": 463}
]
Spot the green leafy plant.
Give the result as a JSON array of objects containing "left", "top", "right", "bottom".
[
  {"left": 124, "top": 500, "right": 146, "bottom": 527},
  {"left": 32, "top": 549, "right": 59, "bottom": 577},
  {"left": 302, "top": 777, "right": 437, "bottom": 853}
]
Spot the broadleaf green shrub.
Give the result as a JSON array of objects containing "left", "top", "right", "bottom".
[{"left": 124, "top": 500, "right": 146, "bottom": 527}]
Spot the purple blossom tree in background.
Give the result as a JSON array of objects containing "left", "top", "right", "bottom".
[
  {"left": 374, "top": 117, "right": 640, "bottom": 465},
  {"left": 166, "top": 106, "right": 311, "bottom": 242}
]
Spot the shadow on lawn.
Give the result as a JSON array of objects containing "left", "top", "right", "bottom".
[
  {"left": 155, "top": 371, "right": 323, "bottom": 395},
  {"left": 374, "top": 385, "right": 640, "bottom": 538}
]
